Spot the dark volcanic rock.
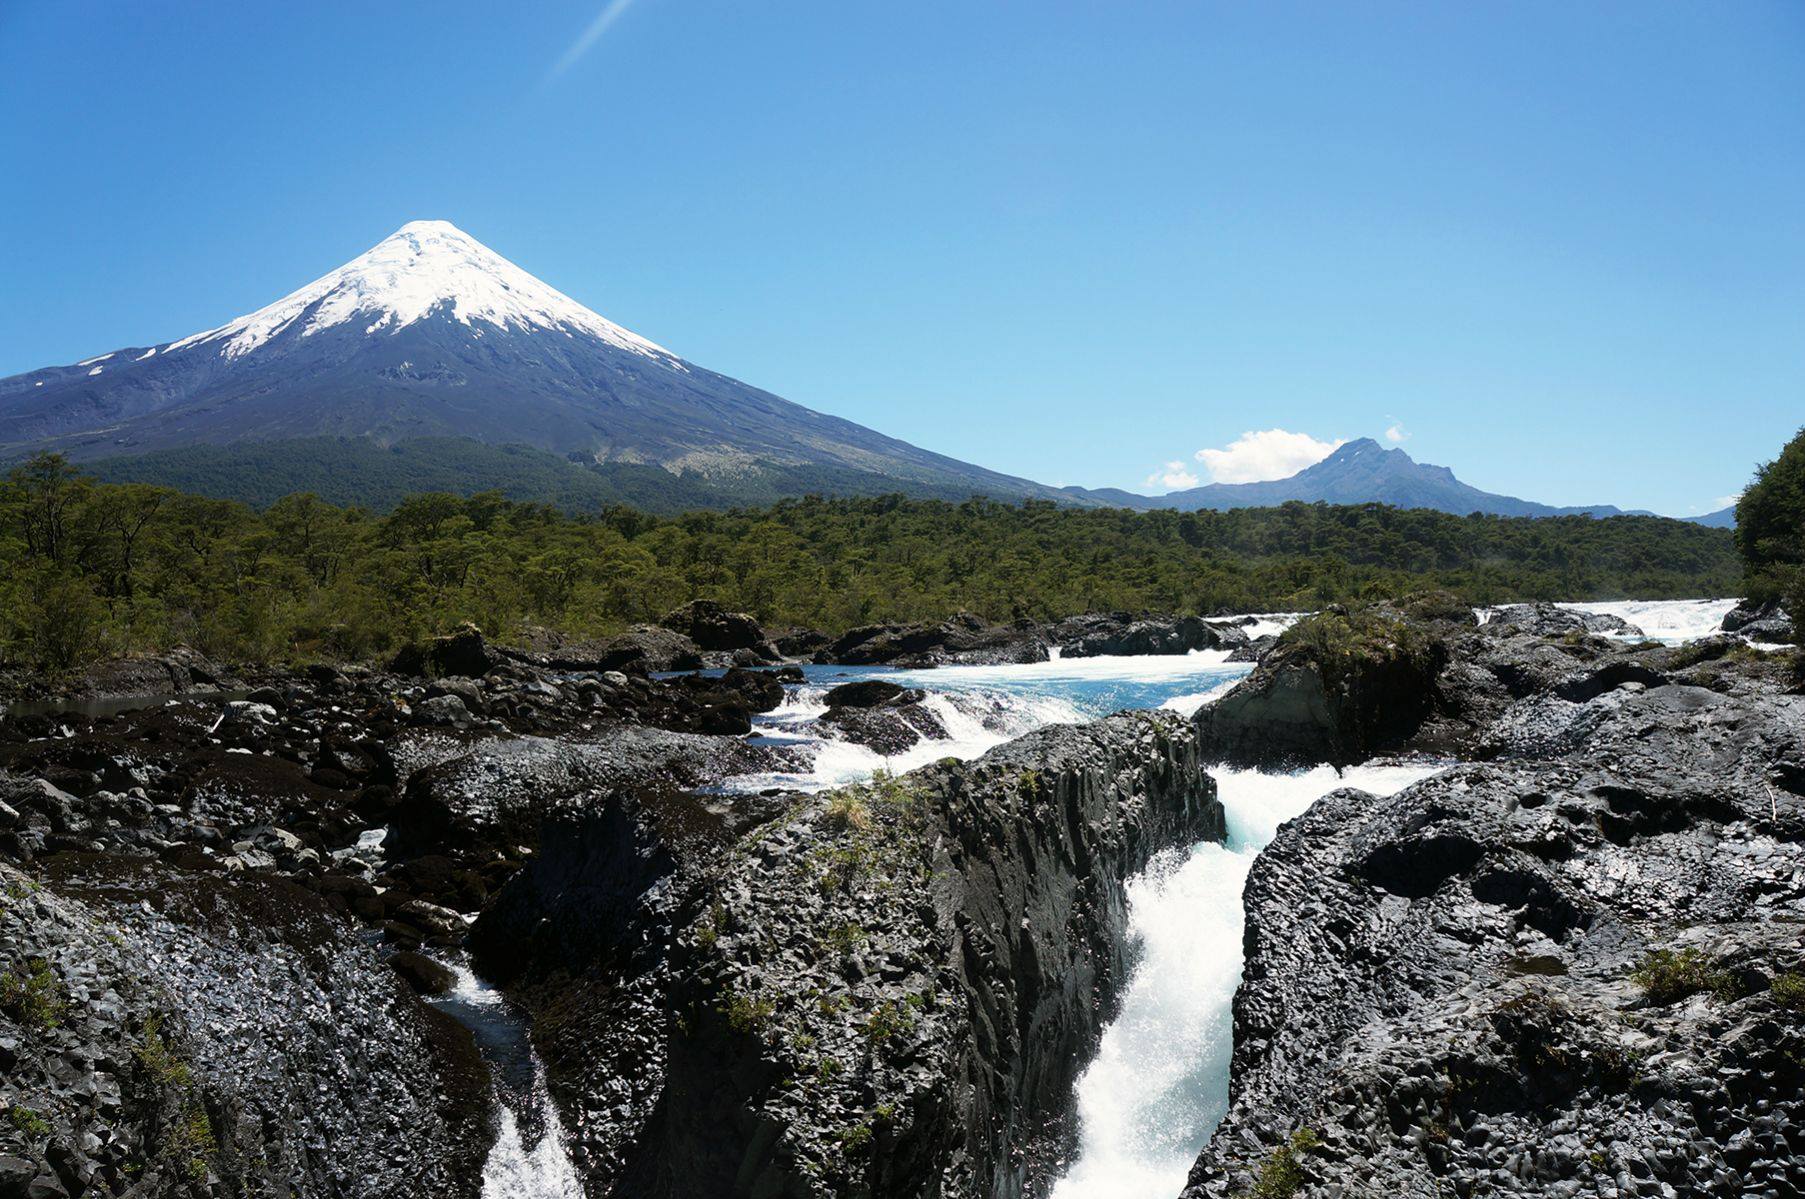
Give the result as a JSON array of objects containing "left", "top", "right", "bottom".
[
  {"left": 1489, "top": 602, "right": 1642, "bottom": 638},
  {"left": 487, "top": 711, "right": 1220, "bottom": 1198},
  {"left": 387, "top": 731, "right": 785, "bottom": 866},
  {"left": 594, "top": 625, "right": 705, "bottom": 674},
  {"left": 1181, "top": 682, "right": 1805, "bottom": 1199},
  {"left": 822, "top": 679, "right": 920, "bottom": 708},
  {"left": 660, "top": 600, "right": 778, "bottom": 659},
  {"left": 819, "top": 697, "right": 948, "bottom": 754},
  {"left": 1197, "top": 609, "right": 1449, "bottom": 767},
  {"left": 823, "top": 613, "right": 1048, "bottom": 667},
  {"left": 0, "top": 857, "right": 483, "bottom": 1198},
  {"left": 391, "top": 624, "right": 497, "bottom": 679},
  {"left": 1722, "top": 598, "right": 1797, "bottom": 643},
  {"left": 1050, "top": 612, "right": 1248, "bottom": 658}
]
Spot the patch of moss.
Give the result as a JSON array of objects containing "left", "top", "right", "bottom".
[
  {"left": 165, "top": 1101, "right": 216, "bottom": 1182},
  {"left": 7, "top": 1104, "right": 50, "bottom": 1138}
]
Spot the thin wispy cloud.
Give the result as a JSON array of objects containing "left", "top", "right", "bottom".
[{"left": 547, "top": 0, "right": 638, "bottom": 81}]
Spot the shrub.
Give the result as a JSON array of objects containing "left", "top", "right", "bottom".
[
  {"left": 1632, "top": 948, "right": 1733, "bottom": 1004},
  {"left": 134, "top": 1016, "right": 193, "bottom": 1089},
  {"left": 0, "top": 959, "right": 65, "bottom": 1029},
  {"left": 724, "top": 990, "right": 775, "bottom": 1035},
  {"left": 824, "top": 792, "right": 872, "bottom": 833},
  {"left": 1770, "top": 972, "right": 1805, "bottom": 1011}
]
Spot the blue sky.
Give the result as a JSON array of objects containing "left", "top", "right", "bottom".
[{"left": 2, "top": 1, "right": 1800, "bottom": 515}]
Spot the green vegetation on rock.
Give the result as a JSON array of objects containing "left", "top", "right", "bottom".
[
  {"left": 1246, "top": 1128, "right": 1323, "bottom": 1199},
  {"left": 1632, "top": 948, "right": 1734, "bottom": 1005}
]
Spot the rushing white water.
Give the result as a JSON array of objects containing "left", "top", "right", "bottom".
[
  {"left": 1236, "top": 611, "right": 1306, "bottom": 640},
  {"left": 1052, "top": 762, "right": 1446, "bottom": 1199},
  {"left": 1476, "top": 597, "right": 1739, "bottom": 644},
  {"left": 436, "top": 965, "right": 585, "bottom": 1198},
  {"left": 481, "top": 1098, "right": 585, "bottom": 1199},
  {"left": 1554, "top": 597, "right": 1739, "bottom": 643},
  {"left": 725, "top": 651, "right": 1248, "bottom": 793}
]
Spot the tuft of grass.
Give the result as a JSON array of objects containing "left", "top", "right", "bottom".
[
  {"left": 861, "top": 998, "right": 918, "bottom": 1045},
  {"left": 1245, "top": 1128, "right": 1322, "bottom": 1199},
  {"left": 1632, "top": 948, "right": 1734, "bottom": 1005},
  {"left": 724, "top": 990, "right": 775, "bottom": 1035},
  {"left": 1770, "top": 972, "right": 1805, "bottom": 1011},
  {"left": 0, "top": 958, "right": 65, "bottom": 1030},
  {"left": 824, "top": 792, "right": 872, "bottom": 833},
  {"left": 134, "top": 1016, "right": 193, "bottom": 1089}
]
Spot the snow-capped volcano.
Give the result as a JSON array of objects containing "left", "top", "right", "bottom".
[
  {"left": 166, "top": 220, "right": 676, "bottom": 363},
  {"left": 0, "top": 220, "right": 1069, "bottom": 504}
]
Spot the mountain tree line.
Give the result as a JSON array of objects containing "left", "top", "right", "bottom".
[{"left": 0, "top": 452, "right": 1742, "bottom": 672}]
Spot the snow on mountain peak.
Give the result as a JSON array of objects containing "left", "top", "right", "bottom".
[{"left": 165, "top": 220, "right": 676, "bottom": 362}]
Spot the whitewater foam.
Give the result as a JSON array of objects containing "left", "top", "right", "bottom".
[
  {"left": 724, "top": 686, "right": 1086, "bottom": 792},
  {"left": 480, "top": 1085, "right": 584, "bottom": 1199},
  {"left": 1053, "top": 762, "right": 1445, "bottom": 1199},
  {"left": 1554, "top": 598, "right": 1739, "bottom": 643}
]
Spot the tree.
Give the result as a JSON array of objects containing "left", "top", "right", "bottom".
[{"left": 1734, "top": 426, "right": 1805, "bottom": 608}]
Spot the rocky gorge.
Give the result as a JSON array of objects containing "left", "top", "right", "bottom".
[{"left": 0, "top": 594, "right": 1797, "bottom": 1198}]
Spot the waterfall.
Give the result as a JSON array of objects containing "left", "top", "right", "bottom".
[{"left": 1052, "top": 762, "right": 1446, "bottom": 1199}]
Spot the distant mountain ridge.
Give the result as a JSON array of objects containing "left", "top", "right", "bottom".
[{"left": 1063, "top": 438, "right": 1651, "bottom": 519}]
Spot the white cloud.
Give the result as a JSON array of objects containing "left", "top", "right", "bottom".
[
  {"left": 1385, "top": 423, "right": 1409, "bottom": 443},
  {"left": 547, "top": 0, "right": 637, "bottom": 80},
  {"left": 1145, "top": 461, "right": 1200, "bottom": 490},
  {"left": 1191, "top": 429, "right": 1346, "bottom": 484}
]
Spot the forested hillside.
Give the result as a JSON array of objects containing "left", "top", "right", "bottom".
[{"left": 0, "top": 453, "right": 1739, "bottom": 671}]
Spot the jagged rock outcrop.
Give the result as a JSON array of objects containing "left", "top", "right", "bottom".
[
  {"left": 660, "top": 600, "right": 780, "bottom": 660},
  {"left": 1197, "top": 608, "right": 1450, "bottom": 767},
  {"left": 472, "top": 711, "right": 1220, "bottom": 1198},
  {"left": 386, "top": 731, "right": 785, "bottom": 864},
  {"left": 1723, "top": 598, "right": 1797, "bottom": 643},
  {"left": 1049, "top": 613, "right": 1249, "bottom": 658},
  {"left": 0, "top": 858, "right": 484, "bottom": 1198},
  {"left": 821, "top": 613, "right": 1049, "bottom": 668},
  {"left": 1182, "top": 681, "right": 1805, "bottom": 1199},
  {"left": 1487, "top": 602, "right": 1642, "bottom": 638}
]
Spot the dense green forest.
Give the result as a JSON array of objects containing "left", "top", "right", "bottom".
[{"left": 0, "top": 452, "right": 1740, "bottom": 671}]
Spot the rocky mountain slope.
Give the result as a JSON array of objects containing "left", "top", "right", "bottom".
[
  {"left": 1067, "top": 438, "right": 1645, "bottom": 518},
  {"left": 0, "top": 221, "right": 1073, "bottom": 505}
]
